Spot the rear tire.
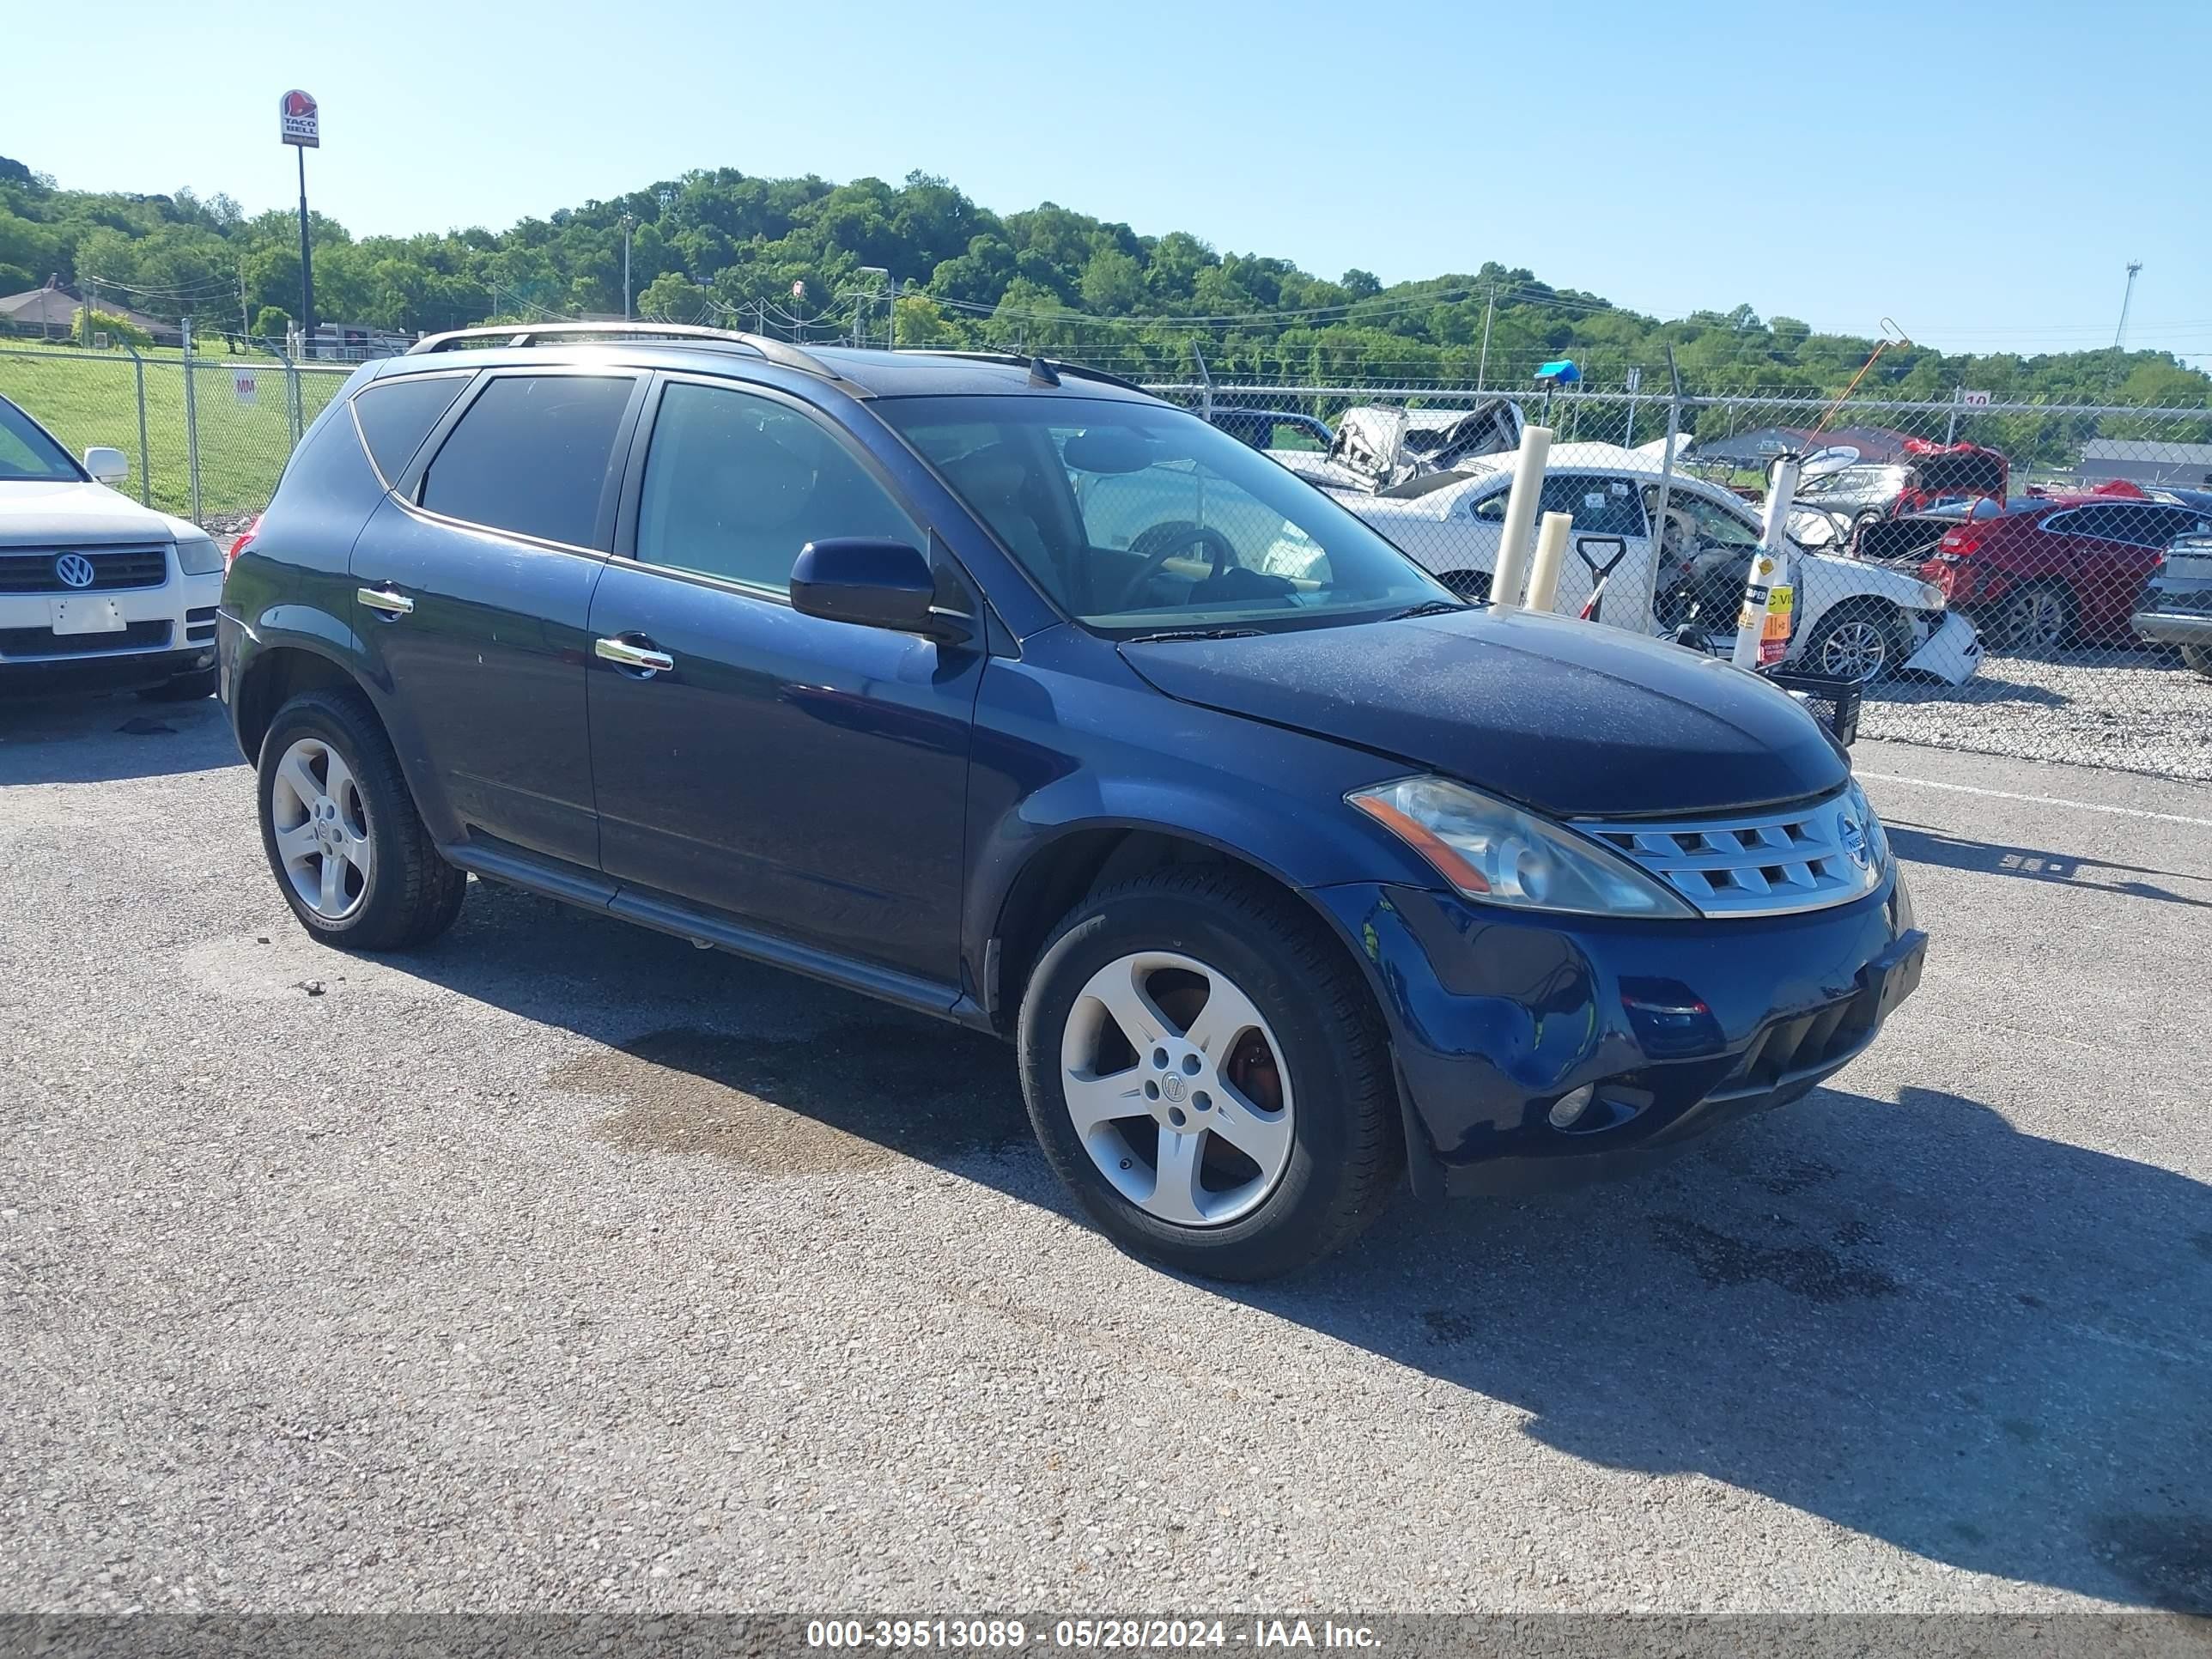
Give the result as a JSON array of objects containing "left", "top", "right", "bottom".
[
  {"left": 257, "top": 686, "right": 465, "bottom": 951},
  {"left": 1988, "top": 580, "right": 2072, "bottom": 653},
  {"left": 139, "top": 665, "right": 218, "bottom": 702},
  {"left": 2184, "top": 643, "right": 2212, "bottom": 680},
  {"left": 1017, "top": 866, "right": 1401, "bottom": 1281}
]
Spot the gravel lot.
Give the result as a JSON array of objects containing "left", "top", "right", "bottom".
[
  {"left": 1863, "top": 648, "right": 2212, "bottom": 783},
  {"left": 2, "top": 695, "right": 2209, "bottom": 1618}
]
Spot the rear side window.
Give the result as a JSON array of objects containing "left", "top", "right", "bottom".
[
  {"left": 1540, "top": 472, "right": 1648, "bottom": 538},
  {"left": 421, "top": 374, "right": 635, "bottom": 548},
  {"left": 350, "top": 374, "right": 471, "bottom": 486}
]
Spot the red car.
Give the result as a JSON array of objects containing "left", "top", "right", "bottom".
[{"left": 1920, "top": 495, "right": 2212, "bottom": 650}]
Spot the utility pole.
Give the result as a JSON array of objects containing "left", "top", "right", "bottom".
[
  {"left": 621, "top": 214, "right": 635, "bottom": 320},
  {"left": 2114, "top": 259, "right": 2142, "bottom": 350},
  {"left": 1476, "top": 287, "right": 1495, "bottom": 393}
]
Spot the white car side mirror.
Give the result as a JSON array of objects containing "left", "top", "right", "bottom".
[{"left": 83, "top": 446, "right": 130, "bottom": 484}]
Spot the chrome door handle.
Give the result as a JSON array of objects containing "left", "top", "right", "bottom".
[
  {"left": 357, "top": 586, "right": 415, "bottom": 617},
  {"left": 594, "top": 635, "right": 675, "bottom": 673}
]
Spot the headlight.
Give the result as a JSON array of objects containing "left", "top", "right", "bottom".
[
  {"left": 1348, "top": 776, "right": 1697, "bottom": 919},
  {"left": 174, "top": 535, "right": 223, "bottom": 575},
  {"left": 1844, "top": 776, "right": 1890, "bottom": 871},
  {"left": 1917, "top": 581, "right": 1946, "bottom": 606}
]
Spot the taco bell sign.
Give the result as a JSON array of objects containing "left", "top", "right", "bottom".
[{"left": 280, "top": 89, "right": 319, "bottom": 148}]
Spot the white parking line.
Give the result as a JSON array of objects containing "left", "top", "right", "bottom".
[{"left": 1857, "top": 770, "right": 2212, "bottom": 829}]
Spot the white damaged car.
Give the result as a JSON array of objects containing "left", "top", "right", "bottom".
[{"left": 1332, "top": 442, "right": 1984, "bottom": 684}]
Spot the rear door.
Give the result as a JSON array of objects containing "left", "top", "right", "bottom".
[
  {"left": 585, "top": 375, "right": 982, "bottom": 988},
  {"left": 350, "top": 368, "right": 646, "bottom": 866}
]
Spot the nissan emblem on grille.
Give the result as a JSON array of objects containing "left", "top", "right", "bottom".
[
  {"left": 54, "top": 553, "right": 97, "bottom": 590},
  {"left": 1839, "top": 812, "right": 1871, "bottom": 869}
]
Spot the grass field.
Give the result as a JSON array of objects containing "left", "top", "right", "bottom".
[{"left": 0, "top": 340, "right": 350, "bottom": 524}]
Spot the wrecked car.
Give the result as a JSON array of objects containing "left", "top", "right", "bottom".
[{"left": 1269, "top": 398, "right": 1525, "bottom": 495}]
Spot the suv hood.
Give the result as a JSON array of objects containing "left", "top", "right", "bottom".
[
  {"left": 0, "top": 480, "right": 193, "bottom": 547},
  {"left": 1121, "top": 607, "right": 1846, "bottom": 817}
]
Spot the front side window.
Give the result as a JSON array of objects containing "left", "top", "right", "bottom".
[
  {"left": 420, "top": 374, "right": 636, "bottom": 548},
  {"left": 877, "top": 396, "right": 1450, "bottom": 634},
  {"left": 635, "top": 383, "right": 923, "bottom": 593},
  {"left": 0, "top": 398, "right": 81, "bottom": 483}
]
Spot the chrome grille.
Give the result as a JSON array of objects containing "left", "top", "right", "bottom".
[{"left": 1579, "top": 789, "right": 1882, "bottom": 917}]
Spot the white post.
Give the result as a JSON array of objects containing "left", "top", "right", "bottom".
[
  {"left": 1489, "top": 425, "right": 1552, "bottom": 611},
  {"left": 1732, "top": 453, "right": 1802, "bottom": 670},
  {"left": 1526, "top": 512, "right": 1572, "bottom": 612},
  {"left": 181, "top": 316, "right": 202, "bottom": 526}
]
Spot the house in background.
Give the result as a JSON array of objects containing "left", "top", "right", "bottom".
[
  {"left": 0, "top": 279, "right": 177, "bottom": 345},
  {"left": 2074, "top": 439, "right": 2212, "bottom": 489}
]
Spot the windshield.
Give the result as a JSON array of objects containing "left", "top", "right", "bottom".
[
  {"left": 878, "top": 395, "right": 1453, "bottom": 635},
  {"left": 0, "top": 398, "right": 82, "bottom": 483}
]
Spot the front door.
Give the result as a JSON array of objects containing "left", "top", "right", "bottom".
[
  {"left": 351, "top": 369, "right": 644, "bottom": 866},
  {"left": 586, "top": 377, "right": 982, "bottom": 987}
]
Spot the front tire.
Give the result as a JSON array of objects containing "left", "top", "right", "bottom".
[
  {"left": 1802, "top": 600, "right": 1910, "bottom": 684},
  {"left": 1017, "top": 866, "right": 1401, "bottom": 1281},
  {"left": 257, "top": 686, "right": 465, "bottom": 951},
  {"left": 2180, "top": 642, "right": 2212, "bottom": 680}
]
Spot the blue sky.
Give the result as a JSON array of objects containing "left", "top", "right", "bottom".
[{"left": 18, "top": 0, "right": 2209, "bottom": 361}]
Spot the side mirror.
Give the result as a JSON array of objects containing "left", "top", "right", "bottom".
[
  {"left": 83, "top": 447, "right": 129, "bottom": 484},
  {"left": 790, "top": 538, "right": 971, "bottom": 644}
]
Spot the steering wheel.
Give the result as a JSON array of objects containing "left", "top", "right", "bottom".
[{"left": 1116, "top": 523, "right": 1239, "bottom": 610}]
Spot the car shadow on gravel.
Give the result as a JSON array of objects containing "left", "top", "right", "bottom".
[
  {"left": 383, "top": 883, "right": 2210, "bottom": 1614},
  {"left": 0, "top": 691, "right": 241, "bottom": 784},
  {"left": 1261, "top": 1085, "right": 2212, "bottom": 1614}
]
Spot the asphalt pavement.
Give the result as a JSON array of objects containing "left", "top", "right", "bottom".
[{"left": 2, "top": 695, "right": 2208, "bottom": 1616}]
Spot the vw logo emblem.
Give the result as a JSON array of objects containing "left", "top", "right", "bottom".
[
  {"left": 53, "top": 553, "right": 97, "bottom": 590},
  {"left": 1838, "top": 812, "right": 1871, "bottom": 870}
]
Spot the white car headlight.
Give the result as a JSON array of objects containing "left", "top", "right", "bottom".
[
  {"left": 174, "top": 535, "right": 223, "bottom": 575},
  {"left": 1349, "top": 775, "right": 1697, "bottom": 919}
]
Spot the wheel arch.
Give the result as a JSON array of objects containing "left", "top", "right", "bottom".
[
  {"left": 978, "top": 817, "right": 1390, "bottom": 1042},
  {"left": 234, "top": 641, "right": 378, "bottom": 764}
]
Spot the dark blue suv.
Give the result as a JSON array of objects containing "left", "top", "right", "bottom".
[{"left": 218, "top": 323, "right": 1925, "bottom": 1280}]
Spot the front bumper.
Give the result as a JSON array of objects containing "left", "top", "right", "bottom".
[
  {"left": 0, "top": 642, "right": 215, "bottom": 695},
  {"left": 2133, "top": 608, "right": 2212, "bottom": 647},
  {"left": 1311, "top": 873, "right": 1923, "bottom": 1198}
]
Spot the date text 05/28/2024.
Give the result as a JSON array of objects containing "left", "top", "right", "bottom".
[{"left": 805, "top": 1618, "right": 1382, "bottom": 1650}]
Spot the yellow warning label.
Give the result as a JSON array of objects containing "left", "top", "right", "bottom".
[{"left": 1760, "top": 584, "right": 1794, "bottom": 665}]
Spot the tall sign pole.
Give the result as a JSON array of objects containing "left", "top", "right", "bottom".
[{"left": 280, "top": 90, "right": 320, "bottom": 356}]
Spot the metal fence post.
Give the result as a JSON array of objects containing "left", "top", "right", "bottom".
[
  {"left": 124, "top": 343, "right": 152, "bottom": 506},
  {"left": 182, "top": 317, "right": 202, "bottom": 525},
  {"left": 1636, "top": 347, "right": 1683, "bottom": 638},
  {"left": 275, "top": 340, "right": 302, "bottom": 445}
]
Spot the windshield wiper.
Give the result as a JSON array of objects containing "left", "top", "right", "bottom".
[
  {"left": 1386, "top": 599, "right": 1468, "bottom": 620},
  {"left": 1118, "top": 626, "right": 1266, "bottom": 644}
]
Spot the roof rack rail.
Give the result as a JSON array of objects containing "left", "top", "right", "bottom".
[
  {"left": 923, "top": 350, "right": 1148, "bottom": 395},
  {"left": 403, "top": 321, "right": 848, "bottom": 384}
]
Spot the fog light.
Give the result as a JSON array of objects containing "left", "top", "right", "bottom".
[{"left": 1547, "top": 1085, "right": 1596, "bottom": 1130}]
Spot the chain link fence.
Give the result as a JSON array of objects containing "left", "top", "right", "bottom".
[
  {"left": 4, "top": 334, "right": 2208, "bottom": 778},
  {"left": 0, "top": 340, "right": 352, "bottom": 530},
  {"left": 1146, "top": 380, "right": 2212, "bottom": 782}
]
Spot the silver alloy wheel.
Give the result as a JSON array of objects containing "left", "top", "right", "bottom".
[
  {"left": 1816, "top": 616, "right": 1893, "bottom": 683},
  {"left": 270, "top": 737, "right": 374, "bottom": 921},
  {"left": 1058, "top": 950, "right": 1295, "bottom": 1227},
  {"left": 2002, "top": 588, "right": 2068, "bottom": 652}
]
